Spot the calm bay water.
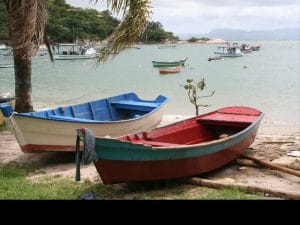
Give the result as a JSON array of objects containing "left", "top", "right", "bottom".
[{"left": 1, "top": 41, "right": 300, "bottom": 125}]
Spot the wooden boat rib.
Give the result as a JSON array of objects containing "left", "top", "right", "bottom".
[
  {"left": 78, "top": 106, "right": 264, "bottom": 184},
  {"left": 0, "top": 93, "right": 168, "bottom": 153},
  {"left": 152, "top": 57, "right": 188, "bottom": 67}
]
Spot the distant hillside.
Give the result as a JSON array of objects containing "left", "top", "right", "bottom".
[{"left": 180, "top": 28, "right": 300, "bottom": 41}]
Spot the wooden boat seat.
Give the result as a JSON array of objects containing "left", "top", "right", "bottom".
[
  {"left": 49, "top": 115, "right": 96, "bottom": 122},
  {"left": 196, "top": 113, "right": 256, "bottom": 127},
  {"left": 111, "top": 100, "right": 160, "bottom": 112}
]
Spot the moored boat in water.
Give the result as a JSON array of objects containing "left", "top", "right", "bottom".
[
  {"left": 159, "top": 66, "right": 181, "bottom": 74},
  {"left": 214, "top": 43, "right": 243, "bottom": 57},
  {"left": 152, "top": 57, "right": 188, "bottom": 67},
  {"left": 53, "top": 43, "right": 97, "bottom": 60}
]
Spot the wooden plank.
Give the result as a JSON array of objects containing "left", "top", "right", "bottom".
[
  {"left": 111, "top": 100, "right": 159, "bottom": 111},
  {"left": 88, "top": 102, "right": 95, "bottom": 120}
]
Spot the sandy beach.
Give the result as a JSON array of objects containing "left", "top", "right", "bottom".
[{"left": 0, "top": 115, "right": 299, "bottom": 199}]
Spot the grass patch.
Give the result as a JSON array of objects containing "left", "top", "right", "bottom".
[
  {"left": 203, "top": 187, "right": 266, "bottom": 200},
  {"left": 0, "top": 161, "right": 268, "bottom": 200}
]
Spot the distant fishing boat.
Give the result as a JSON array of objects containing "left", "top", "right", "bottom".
[
  {"left": 159, "top": 66, "right": 181, "bottom": 74},
  {"left": 0, "top": 93, "right": 168, "bottom": 153},
  {"left": 214, "top": 43, "right": 243, "bottom": 57},
  {"left": 53, "top": 43, "right": 97, "bottom": 60},
  {"left": 77, "top": 106, "right": 264, "bottom": 184},
  {"left": 152, "top": 57, "right": 188, "bottom": 67}
]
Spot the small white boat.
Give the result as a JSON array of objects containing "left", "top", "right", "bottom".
[{"left": 53, "top": 43, "right": 97, "bottom": 60}]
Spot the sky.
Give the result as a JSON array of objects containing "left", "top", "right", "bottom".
[{"left": 65, "top": 0, "right": 300, "bottom": 35}]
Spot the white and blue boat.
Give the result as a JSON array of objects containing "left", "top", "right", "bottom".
[{"left": 0, "top": 93, "right": 168, "bottom": 153}]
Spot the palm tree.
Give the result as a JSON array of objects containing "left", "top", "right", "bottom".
[{"left": 5, "top": 0, "right": 151, "bottom": 112}]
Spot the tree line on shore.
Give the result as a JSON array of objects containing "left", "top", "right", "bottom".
[{"left": 0, "top": 0, "right": 178, "bottom": 45}]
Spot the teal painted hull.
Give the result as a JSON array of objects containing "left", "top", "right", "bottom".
[{"left": 83, "top": 106, "right": 264, "bottom": 184}]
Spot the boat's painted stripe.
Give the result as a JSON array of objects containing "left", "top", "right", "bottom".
[
  {"left": 21, "top": 144, "right": 76, "bottom": 152},
  {"left": 94, "top": 115, "right": 263, "bottom": 161}
]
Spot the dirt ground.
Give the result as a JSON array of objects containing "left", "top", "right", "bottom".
[{"left": 0, "top": 115, "right": 300, "bottom": 199}]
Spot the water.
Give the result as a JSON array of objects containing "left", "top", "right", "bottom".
[{"left": 1, "top": 41, "right": 300, "bottom": 126}]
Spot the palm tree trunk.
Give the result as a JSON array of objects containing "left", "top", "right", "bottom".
[{"left": 13, "top": 47, "right": 33, "bottom": 113}]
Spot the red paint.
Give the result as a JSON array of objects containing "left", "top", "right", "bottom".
[
  {"left": 21, "top": 144, "right": 77, "bottom": 153},
  {"left": 95, "top": 130, "right": 257, "bottom": 184}
]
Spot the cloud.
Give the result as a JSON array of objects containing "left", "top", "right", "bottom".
[
  {"left": 65, "top": 0, "right": 300, "bottom": 34},
  {"left": 150, "top": 0, "right": 300, "bottom": 33}
]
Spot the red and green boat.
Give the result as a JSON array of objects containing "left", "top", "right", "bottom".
[{"left": 77, "top": 106, "right": 264, "bottom": 184}]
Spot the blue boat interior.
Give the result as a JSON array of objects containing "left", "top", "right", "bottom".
[{"left": 0, "top": 93, "right": 168, "bottom": 123}]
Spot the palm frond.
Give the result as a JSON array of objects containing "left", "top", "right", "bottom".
[
  {"left": 8, "top": 0, "right": 48, "bottom": 58},
  {"left": 92, "top": 0, "right": 151, "bottom": 62}
]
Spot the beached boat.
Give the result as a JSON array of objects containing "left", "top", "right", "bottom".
[
  {"left": 159, "top": 66, "right": 181, "bottom": 74},
  {"left": 53, "top": 43, "right": 97, "bottom": 60},
  {"left": 77, "top": 106, "right": 264, "bottom": 184},
  {"left": 152, "top": 57, "right": 188, "bottom": 67},
  {"left": 214, "top": 43, "right": 243, "bottom": 57},
  {"left": 0, "top": 93, "right": 168, "bottom": 153}
]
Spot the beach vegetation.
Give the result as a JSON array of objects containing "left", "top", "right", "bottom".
[
  {"left": 182, "top": 78, "right": 215, "bottom": 115},
  {"left": 140, "top": 21, "right": 179, "bottom": 43}
]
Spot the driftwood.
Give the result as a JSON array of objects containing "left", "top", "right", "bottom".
[
  {"left": 235, "top": 158, "right": 260, "bottom": 168},
  {"left": 262, "top": 141, "right": 295, "bottom": 144},
  {"left": 241, "top": 154, "right": 300, "bottom": 177},
  {"left": 186, "top": 177, "right": 300, "bottom": 200},
  {"left": 236, "top": 158, "right": 300, "bottom": 171}
]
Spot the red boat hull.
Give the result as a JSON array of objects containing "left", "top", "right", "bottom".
[{"left": 94, "top": 129, "right": 257, "bottom": 184}]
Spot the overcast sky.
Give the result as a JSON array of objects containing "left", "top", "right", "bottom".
[{"left": 65, "top": 0, "right": 300, "bottom": 35}]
